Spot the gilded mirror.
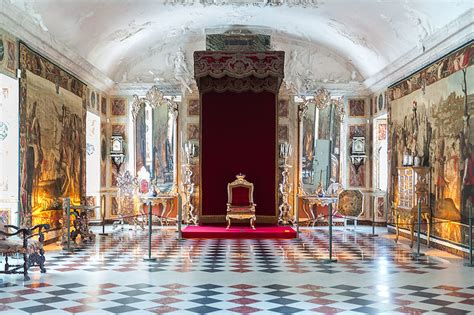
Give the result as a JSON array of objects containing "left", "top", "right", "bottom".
[
  {"left": 300, "top": 95, "right": 343, "bottom": 194},
  {"left": 133, "top": 88, "right": 178, "bottom": 193}
]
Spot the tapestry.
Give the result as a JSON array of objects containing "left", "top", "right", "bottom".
[
  {"left": 348, "top": 125, "right": 366, "bottom": 187},
  {"left": 19, "top": 43, "right": 86, "bottom": 227},
  {"left": 388, "top": 42, "right": 473, "bottom": 245}
]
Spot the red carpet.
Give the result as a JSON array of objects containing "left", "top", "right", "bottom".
[{"left": 182, "top": 225, "right": 297, "bottom": 239}]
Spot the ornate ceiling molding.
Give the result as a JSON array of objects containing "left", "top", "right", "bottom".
[
  {"left": 165, "top": 0, "right": 320, "bottom": 8},
  {"left": 0, "top": 1, "right": 115, "bottom": 92},
  {"left": 364, "top": 8, "right": 473, "bottom": 93}
]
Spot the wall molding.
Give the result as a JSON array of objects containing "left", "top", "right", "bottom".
[{"left": 364, "top": 9, "right": 473, "bottom": 93}]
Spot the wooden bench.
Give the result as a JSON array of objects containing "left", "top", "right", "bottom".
[{"left": 0, "top": 223, "right": 50, "bottom": 281}]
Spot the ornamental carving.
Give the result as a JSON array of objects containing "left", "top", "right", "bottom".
[
  {"left": 131, "top": 85, "right": 179, "bottom": 121},
  {"left": 194, "top": 51, "right": 284, "bottom": 79},
  {"left": 198, "top": 76, "right": 280, "bottom": 94}
]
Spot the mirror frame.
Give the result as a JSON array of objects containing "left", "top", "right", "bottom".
[
  {"left": 131, "top": 86, "right": 179, "bottom": 194},
  {"left": 297, "top": 93, "right": 344, "bottom": 196}
]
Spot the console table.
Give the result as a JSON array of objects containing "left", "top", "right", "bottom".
[{"left": 300, "top": 195, "right": 339, "bottom": 226}]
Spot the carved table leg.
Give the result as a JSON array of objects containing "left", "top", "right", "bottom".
[
  {"left": 226, "top": 215, "right": 231, "bottom": 229},
  {"left": 250, "top": 216, "right": 256, "bottom": 230}
]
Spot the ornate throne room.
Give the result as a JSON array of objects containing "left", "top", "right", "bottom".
[{"left": 0, "top": 1, "right": 473, "bottom": 314}]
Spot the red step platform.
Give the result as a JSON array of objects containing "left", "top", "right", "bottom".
[{"left": 182, "top": 225, "right": 297, "bottom": 239}]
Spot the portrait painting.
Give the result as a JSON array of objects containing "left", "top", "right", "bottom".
[
  {"left": 0, "top": 208, "right": 10, "bottom": 224},
  {"left": 278, "top": 124, "right": 289, "bottom": 142},
  {"left": 187, "top": 123, "right": 199, "bottom": 141},
  {"left": 188, "top": 99, "right": 199, "bottom": 116},
  {"left": 111, "top": 98, "right": 126, "bottom": 116},
  {"left": 90, "top": 91, "right": 96, "bottom": 110},
  {"left": 112, "top": 124, "right": 126, "bottom": 137},
  {"left": 349, "top": 99, "right": 366, "bottom": 117},
  {"left": 378, "top": 123, "right": 387, "bottom": 140},
  {"left": 101, "top": 96, "right": 107, "bottom": 115},
  {"left": 5, "top": 38, "right": 15, "bottom": 74},
  {"left": 278, "top": 99, "right": 289, "bottom": 117},
  {"left": 0, "top": 38, "right": 4, "bottom": 63}
]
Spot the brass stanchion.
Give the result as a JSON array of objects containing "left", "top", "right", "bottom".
[
  {"left": 98, "top": 195, "right": 108, "bottom": 236},
  {"left": 464, "top": 202, "right": 473, "bottom": 267},
  {"left": 177, "top": 194, "right": 183, "bottom": 240},
  {"left": 411, "top": 197, "right": 425, "bottom": 259},
  {"left": 144, "top": 201, "right": 157, "bottom": 261},
  {"left": 322, "top": 203, "right": 337, "bottom": 263},
  {"left": 369, "top": 196, "right": 378, "bottom": 237}
]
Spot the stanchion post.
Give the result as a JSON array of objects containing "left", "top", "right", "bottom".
[
  {"left": 465, "top": 202, "right": 473, "bottom": 267},
  {"left": 144, "top": 200, "right": 157, "bottom": 261},
  {"left": 411, "top": 197, "right": 425, "bottom": 259},
  {"left": 323, "top": 203, "right": 337, "bottom": 263},
  {"left": 295, "top": 195, "right": 300, "bottom": 238},
  {"left": 65, "top": 197, "right": 71, "bottom": 251},
  {"left": 370, "top": 195, "right": 378, "bottom": 237},
  {"left": 98, "top": 195, "right": 108, "bottom": 236},
  {"left": 177, "top": 194, "right": 182, "bottom": 240}
]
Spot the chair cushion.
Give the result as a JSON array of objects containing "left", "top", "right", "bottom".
[
  {"left": 228, "top": 206, "right": 253, "bottom": 214},
  {"left": 231, "top": 186, "right": 251, "bottom": 206},
  {"left": 0, "top": 238, "right": 42, "bottom": 255}
]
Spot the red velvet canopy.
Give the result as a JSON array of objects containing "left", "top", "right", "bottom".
[{"left": 194, "top": 51, "right": 285, "bottom": 224}]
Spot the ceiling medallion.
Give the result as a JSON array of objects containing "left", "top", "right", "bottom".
[{"left": 164, "top": 0, "right": 320, "bottom": 8}]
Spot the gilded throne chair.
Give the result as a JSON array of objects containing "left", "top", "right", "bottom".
[{"left": 226, "top": 174, "right": 257, "bottom": 229}]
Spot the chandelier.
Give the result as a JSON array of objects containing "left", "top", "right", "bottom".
[{"left": 164, "top": 0, "right": 320, "bottom": 8}]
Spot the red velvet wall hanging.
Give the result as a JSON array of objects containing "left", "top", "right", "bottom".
[{"left": 201, "top": 91, "right": 276, "bottom": 218}]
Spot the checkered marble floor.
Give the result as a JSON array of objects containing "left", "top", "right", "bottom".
[{"left": 1, "top": 226, "right": 473, "bottom": 314}]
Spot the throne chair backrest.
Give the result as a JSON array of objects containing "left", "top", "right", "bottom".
[{"left": 228, "top": 174, "right": 254, "bottom": 207}]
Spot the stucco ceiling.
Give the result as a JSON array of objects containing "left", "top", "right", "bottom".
[{"left": 2, "top": 0, "right": 473, "bottom": 93}]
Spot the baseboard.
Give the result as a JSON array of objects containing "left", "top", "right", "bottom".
[{"left": 387, "top": 225, "right": 471, "bottom": 259}]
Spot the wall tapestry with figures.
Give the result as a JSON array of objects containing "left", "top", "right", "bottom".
[
  {"left": 19, "top": 43, "right": 86, "bottom": 228},
  {"left": 388, "top": 42, "right": 473, "bottom": 246}
]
